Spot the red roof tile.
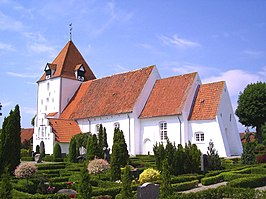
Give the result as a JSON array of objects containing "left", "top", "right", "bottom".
[
  {"left": 47, "top": 112, "right": 58, "bottom": 117},
  {"left": 189, "top": 81, "right": 224, "bottom": 120},
  {"left": 239, "top": 132, "right": 256, "bottom": 143},
  {"left": 139, "top": 72, "right": 197, "bottom": 118},
  {"left": 49, "top": 119, "right": 81, "bottom": 142},
  {"left": 21, "top": 128, "right": 34, "bottom": 143},
  {"left": 60, "top": 66, "right": 155, "bottom": 119},
  {"left": 38, "top": 41, "right": 96, "bottom": 82}
]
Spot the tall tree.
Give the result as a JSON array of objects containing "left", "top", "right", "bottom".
[
  {"left": 0, "top": 105, "right": 21, "bottom": 173},
  {"left": 98, "top": 124, "right": 104, "bottom": 158},
  {"left": 110, "top": 142, "right": 121, "bottom": 181},
  {"left": 86, "top": 134, "right": 98, "bottom": 160},
  {"left": 236, "top": 82, "right": 266, "bottom": 143},
  {"left": 53, "top": 143, "right": 62, "bottom": 159},
  {"left": 79, "top": 165, "right": 92, "bottom": 199},
  {"left": 206, "top": 140, "right": 222, "bottom": 170},
  {"left": 69, "top": 137, "right": 77, "bottom": 163},
  {"left": 120, "top": 165, "right": 133, "bottom": 198},
  {"left": 103, "top": 127, "right": 108, "bottom": 148},
  {"left": 160, "top": 159, "right": 173, "bottom": 198},
  {"left": 241, "top": 133, "right": 256, "bottom": 164}
]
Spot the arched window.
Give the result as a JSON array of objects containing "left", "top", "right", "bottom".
[
  {"left": 159, "top": 122, "right": 168, "bottom": 141},
  {"left": 195, "top": 132, "right": 204, "bottom": 142},
  {"left": 114, "top": 122, "right": 120, "bottom": 129}
]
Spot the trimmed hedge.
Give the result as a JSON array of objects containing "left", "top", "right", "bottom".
[
  {"left": 21, "top": 157, "right": 34, "bottom": 161},
  {"left": 201, "top": 174, "right": 223, "bottom": 186},
  {"left": 227, "top": 175, "right": 266, "bottom": 188},
  {"left": 172, "top": 180, "right": 199, "bottom": 192},
  {"left": 92, "top": 187, "right": 121, "bottom": 198},
  {"left": 37, "top": 163, "right": 66, "bottom": 170},
  {"left": 171, "top": 175, "right": 203, "bottom": 184},
  {"left": 222, "top": 172, "right": 249, "bottom": 181}
]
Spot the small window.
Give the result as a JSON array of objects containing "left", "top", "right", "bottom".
[
  {"left": 47, "top": 82, "right": 50, "bottom": 90},
  {"left": 159, "top": 122, "right": 168, "bottom": 141},
  {"left": 114, "top": 122, "right": 120, "bottom": 129},
  {"left": 41, "top": 99, "right": 43, "bottom": 105},
  {"left": 195, "top": 132, "right": 204, "bottom": 142},
  {"left": 229, "top": 114, "right": 232, "bottom": 122}
]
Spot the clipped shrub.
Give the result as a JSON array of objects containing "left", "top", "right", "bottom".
[
  {"left": 88, "top": 159, "right": 110, "bottom": 175},
  {"left": 0, "top": 168, "right": 12, "bottom": 199},
  {"left": 53, "top": 143, "right": 62, "bottom": 159},
  {"left": 21, "top": 156, "right": 34, "bottom": 161},
  {"left": 172, "top": 180, "right": 199, "bottom": 192},
  {"left": 222, "top": 172, "right": 249, "bottom": 181},
  {"left": 201, "top": 174, "right": 223, "bottom": 186},
  {"left": 21, "top": 148, "right": 30, "bottom": 157},
  {"left": 171, "top": 175, "right": 203, "bottom": 184},
  {"left": 14, "top": 163, "right": 37, "bottom": 179},
  {"left": 227, "top": 175, "right": 266, "bottom": 188},
  {"left": 139, "top": 168, "right": 160, "bottom": 184}
]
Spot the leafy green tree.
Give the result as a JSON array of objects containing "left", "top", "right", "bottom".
[
  {"left": 73, "top": 132, "right": 90, "bottom": 150},
  {"left": 184, "top": 141, "right": 201, "bottom": 173},
  {"left": 174, "top": 144, "right": 185, "bottom": 175},
  {"left": 69, "top": 137, "right": 77, "bottom": 163},
  {"left": 0, "top": 167, "right": 12, "bottom": 199},
  {"left": 241, "top": 133, "right": 256, "bottom": 164},
  {"left": 160, "top": 159, "right": 173, "bottom": 198},
  {"left": 86, "top": 134, "right": 98, "bottom": 160},
  {"left": 103, "top": 127, "right": 108, "bottom": 148},
  {"left": 98, "top": 124, "right": 104, "bottom": 158},
  {"left": 206, "top": 140, "right": 222, "bottom": 170},
  {"left": 153, "top": 142, "right": 165, "bottom": 171},
  {"left": 79, "top": 165, "right": 92, "bottom": 199},
  {"left": 118, "top": 130, "right": 129, "bottom": 167},
  {"left": 53, "top": 143, "right": 62, "bottom": 159},
  {"left": 165, "top": 140, "right": 175, "bottom": 174},
  {"left": 236, "top": 82, "right": 266, "bottom": 143},
  {"left": 0, "top": 105, "right": 21, "bottom": 174},
  {"left": 110, "top": 142, "right": 121, "bottom": 181}
]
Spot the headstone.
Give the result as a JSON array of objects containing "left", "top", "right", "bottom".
[
  {"left": 201, "top": 154, "right": 208, "bottom": 172},
  {"left": 79, "top": 146, "right": 86, "bottom": 157},
  {"left": 35, "top": 154, "right": 42, "bottom": 163},
  {"left": 104, "top": 148, "right": 110, "bottom": 163},
  {"left": 137, "top": 183, "right": 160, "bottom": 199}
]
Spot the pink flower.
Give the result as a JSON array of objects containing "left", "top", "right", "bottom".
[
  {"left": 87, "top": 159, "right": 110, "bottom": 175},
  {"left": 14, "top": 163, "right": 37, "bottom": 179}
]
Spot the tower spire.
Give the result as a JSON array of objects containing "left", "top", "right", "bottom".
[{"left": 69, "top": 23, "right": 72, "bottom": 41}]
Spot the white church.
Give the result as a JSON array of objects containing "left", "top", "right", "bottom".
[{"left": 33, "top": 40, "right": 243, "bottom": 157}]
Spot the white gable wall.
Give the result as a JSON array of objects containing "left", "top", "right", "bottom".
[{"left": 216, "top": 83, "right": 243, "bottom": 156}]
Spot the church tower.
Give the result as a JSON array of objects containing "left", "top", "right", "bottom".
[{"left": 33, "top": 41, "right": 95, "bottom": 154}]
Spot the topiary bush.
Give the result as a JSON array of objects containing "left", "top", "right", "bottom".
[
  {"left": 14, "top": 163, "right": 37, "bottom": 180},
  {"left": 53, "top": 143, "right": 62, "bottom": 160},
  {"left": 139, "top": 168, "right": 160, "bottom": 184},
  {"left": 172, "top": 180, "right": 199, "bottom": 192},
  {"left": 201, "top": 174, "right": 223, "bottom": 186},
  {"left": 88, "top": 159, "right": 110, "bottom": 175}
]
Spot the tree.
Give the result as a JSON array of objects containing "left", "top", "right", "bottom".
[
  {"left": 184, "top": 142, "right": 201, "bottom": 173},
  {"left": 165, "top": 140, "right": 175, "bottom": 174},
  {"left": 0, "top": 167, "right": 12, "bottom": 199},
  {"left": 241, "top": 133, "right": 256, "bottom": 164},
  {"left": 160, "top": 160, "right": 173, "bottom": 198},
  {"left": 98, "top": 124, "right": 104, "bottom": 158},
  {"left": 103, "top": 127, "right": 108, "bottom": 148},
  {"left": 153, "top": 142, "right": 165, "bottom": 171},
  {"left": 79, "top": 165, "right": 92, "bottom": 199},
  {"left": 69, "top": 137, "right": 77, "bottom": 163},
  {"left": 53, "top": 143, "right": 62, "bottom": 159},
  {"left": 40, "top": 141, "right": 45, "bottom": 158},
  {"left": 110, "top": 142, "right": 121, "bottom": 181},
  {"left": 119, "top": 165, "right": 133, "bottom": 198},
  {"left": 236, "top": 82, "right": 266, "bottom": 143},
  {"left": 31, "top": 115, "right": 36, "bottom": 127},
  {"left": 0, "top": 105, "right": 21, "bottom": 174},
  {"left": 206, "top": 140, "right": 222, "bottom": 170}
]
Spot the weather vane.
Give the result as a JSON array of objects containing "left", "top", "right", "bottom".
[{"left": 69, "top": 23, "right": 73, "bottom": 41}]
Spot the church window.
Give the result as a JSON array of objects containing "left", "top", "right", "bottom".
[
  {"left": 195, "top": 132, "right": 204, "bottom": 142},
  {"left": 47, "top": 82, "right": 50, "bottom": 90},
  {"left": 45, "top": 105, "right": 47, "bottom": 111},
  {"left": 159, "top": 122, "right": 168, "bottom": 140},
  {"left": 41, "top": 99, "right": 43, "bottom": 105},
  {"left": 229, "top": 114, "right": 232, "bottom": 122},
  {"left": 114, "top": 122, "right": 120, "bottom": 129},
  {"left": 46, "top": 98, "right": 49, "bottom": 103}
]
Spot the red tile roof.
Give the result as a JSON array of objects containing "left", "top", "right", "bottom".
[
  {"left": 239, "top": 132, "right": 256, "bottom": 143},
  {"left": 47, "top": 112, "right": 58, "bottom": 117},
  {"left": 139, "top": 72, "right": 197, "bottom": 118},
  {"left": 38, "top": 41, "right": 96, "bottom": 82},
  {"left": 189, "top": 81, "right": 224, "bottom": 120},
  {"left": 49, "top": 119, "right": 81, "bottom": 142},
  {"left": 21, "top": 128, "right": 34, "bottom": 143},
  {"left": 60, "top": 65, "right": 155, "bottom": 119}
]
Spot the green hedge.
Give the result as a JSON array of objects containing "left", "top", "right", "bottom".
[
  {"left": 21, "top": 157, "right": 34, "bottom": 161},
  {"left": 172, "top": 180, "right": 199, "bottom": 192},
  {"left": 222, "top": 172, "right": 249, "bottom": 181},
  {"left": 49, "top": 176, "right": 69, "bottom": 183},
  {"left": 227, "top": 175, "right": 266, "bottom": 188},
  {"left": 92, "top": 187, "right": 121, "bottom": 198},
  {"left": 201, "top": 174, "right": 223, "bottom": 186},
  {"left": 171, "top": 175, "right": 203, "bottom": 184},
  {"left": 37, "top": 163, "right": 66, "bottom": 170}
]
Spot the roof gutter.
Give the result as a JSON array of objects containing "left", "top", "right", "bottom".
[
  {"left": 127, "top": 114, "right": 131, "bottom": 154},
  {"left": 177, "top": 115, "right": 182, "bottom": 145}
]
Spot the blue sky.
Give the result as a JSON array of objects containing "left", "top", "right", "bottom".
[{"left": 0, "top": 0, "right": 265, "bottom": 131}]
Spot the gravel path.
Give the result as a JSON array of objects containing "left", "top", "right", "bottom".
[{"left": 179, "top": 182, "right": 228, "bottom": 193}]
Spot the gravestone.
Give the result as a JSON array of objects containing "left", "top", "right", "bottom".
[
  {"left": 35, "top": 154, "right": 42, "bottom": 163},
  {"left": 201, "top": 154, "right": 208, "bottom": 172},
  {"left": 137, "top": 183, "right": 160, "bottom": 199}
]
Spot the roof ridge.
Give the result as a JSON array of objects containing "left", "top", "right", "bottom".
[{"left": 88, "top": 65, "right": 155, "bottom": 82}]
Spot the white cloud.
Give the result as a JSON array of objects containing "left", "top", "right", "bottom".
[
  {"left": 21, "top": 106, "right": 36, "bottom": 115},
  {"left": 138, "top": 43, "right": 164, "bottom": 55},
  {"left": 0, "top": 42, "right": 15, "bottom": 51},
  {"left": 0, "top": 11, "right": 23, "bottom": 31},
  {"left": 202, "top": 69, "right": 264, "bottom": 97},
  {"left": 6, "top": 71, "right": 39, "bottom": 79},
  {"left": 159, "top": 34, "right": 200, "bottom": 48}
]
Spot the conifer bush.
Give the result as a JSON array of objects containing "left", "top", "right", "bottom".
[
  {"left": 0, "top": 168, "right": 12, "bottom": 199},
  {"left": 53, "top": 143, "right": 62, "bottom": 159},
  {"left": 139, "top": 168, "right": 160, "bottom": 184},
  {"left": 79, "top": 165, "right": 92, "bottom": 199},
  {"left": 160, "top": 159, "right": 173, "bottom": 198},
  {"left": 69, "top": 137, "right": 77, "bottom": 163}
]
